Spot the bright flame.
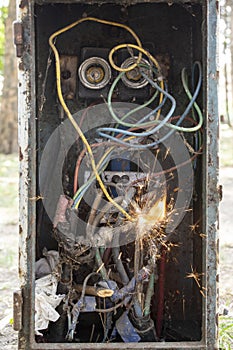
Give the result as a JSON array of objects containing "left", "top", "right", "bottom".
[
  {"left": 144, "top": 195, "right": 166, "bottom": 223},
  {"left": 137, "top": 195, "right": 167, "bottom": 237}
]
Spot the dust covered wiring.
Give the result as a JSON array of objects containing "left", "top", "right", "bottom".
[
  {"left": 46, "top": 187, "right": 168, "bottom": 342},
  {"left": 98, "top": 63, "right": 203, "bottom": 149},
  {"left": 37, "top": 15, "right": 205, "bottom": 343}
]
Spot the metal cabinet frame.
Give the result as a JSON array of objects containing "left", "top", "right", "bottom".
[{"left": 16, "top": 0, "right": 219, "bottom": 349}]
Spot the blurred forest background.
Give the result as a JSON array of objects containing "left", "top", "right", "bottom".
[
  {"left": 0, "top": 0, "right": 17, "bottom": 154},
  {"left": 0, "top": 0, "right": 232, "bottom": 349}
]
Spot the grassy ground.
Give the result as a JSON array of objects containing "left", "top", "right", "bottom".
[{"left": 0, "top": 153, "right": 18, "bottom": 349}]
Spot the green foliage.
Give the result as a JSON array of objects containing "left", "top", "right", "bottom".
[
  {"left": 219, "top": 316, "right": 233, "bottom": 350},
  {"left": 0, "top": 5, "right": 8, "bottom": 76}
]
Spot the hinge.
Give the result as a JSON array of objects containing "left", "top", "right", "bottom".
[
  {"left": 13, "top": 290, "right": 23, "bottom": 331},
  {"left": 13, "top": 21, "right": 24, "bottom": 58},
  {"left": 218, "top": 184, "right": 223, "bottom": 202}
]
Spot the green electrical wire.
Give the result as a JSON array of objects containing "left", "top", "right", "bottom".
[
  {"left": 144, "top": 271, "right": 155, "bottom": 317},
  {"left": 107, "top": 69, "right": 161, "bottom": 128},
  {"left": 165, "top": 67, "right": 203, "bottom": 133},
  {"left": 107, "top": 63, "right": 203, "bottom": 133},
  {"left": 95, "top": 248, "right": 108, "bottom": 281}
]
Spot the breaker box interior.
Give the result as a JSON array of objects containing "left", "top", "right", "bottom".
[{"left": 16, "top": 0, "right": 219, "bottom": 349}]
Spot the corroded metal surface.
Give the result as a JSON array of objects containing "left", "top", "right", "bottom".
[
  {"left": 17, "top": 0, "right": 219, "bottom": 349},
  {"left": 35, "top": 0, "right": 204, "bottom": 4},
  {"left": 17, "top": 0, "right": 36, "bottom": 349},
  {"left": 29, "top": 342, "right": 208, "bottom": 349},
  {"left": 205, "top": 0, "right": 219, "bottom": 349},
  {"left": 13, "top": 290, "right": 23, "bottom": 331}
]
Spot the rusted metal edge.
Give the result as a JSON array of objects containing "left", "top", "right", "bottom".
[
  {"left": 16, "top": 0, "right": 219, "bottom": 349},
  {"left": 17, "top": 0, "right": 37, "bottom": 348},
  {"left": 30, "top": 341, "right": 206, "bottom": 350},
  {"left": 13, "top": 21, "right": 24, "bottom": 58},
  {"left": 13, "top": 290, "right": 23, "bottom": 331},
  {"left": 200, "top": 2, "right": 208, "bottom": 347},
  {"left": 34, "top": 0, "right": 204, "bottom": 5},
  {"left": 204, "top": 0, "right": 219, "bottom": 349}
]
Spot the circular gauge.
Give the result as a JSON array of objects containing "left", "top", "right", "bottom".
[
  {"left": 78, "top": 57, "right": 111, "bottom": 89},
  {"left": 121, "top": 57, "right": 152, "bottom": 89}
]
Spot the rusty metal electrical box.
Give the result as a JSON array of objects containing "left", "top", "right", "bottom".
[{"left": 15, "top": 0, "right": 219, "bottom": 349}]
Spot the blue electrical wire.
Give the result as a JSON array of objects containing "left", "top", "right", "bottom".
[
  {"left": 72, "top": 153, "right": 112, "bottom": 207},
  {"left": 106, "top": 67, "right": 162, "bottom": 129},
  {"left": 73, "top": 62, "right": 202, "bottom": 204},
  {"left": 98, "top": 80, "right": 176, "bottom": 138},
  {"left": 191, "top": 62, "right": 203, "bottom": 167},
  {"left": 98, "top": 62, "right": 202, "bottom": 149},
  {"left": 98, "top": 82, "right": 171, "bottom": 139},
  {"left": 152, "top": 61, "right": 202, "bottom": 144},
  {"left": 137, "top": 81, "right": 168, "bottom": 124}
]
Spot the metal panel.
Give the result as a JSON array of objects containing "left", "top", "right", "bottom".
[
  {"left": 205, "top": 0, "right": 219, "bottom": 348},
  {"left": 17, "top": 0, "right": 36, "bottom": 349},
  {"left": 16, "top": 0, "right": 219, "bottom": 349}
]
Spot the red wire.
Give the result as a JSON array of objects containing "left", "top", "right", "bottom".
[{"left": 156, "top": 248, "right": 166, "bottom": 337}]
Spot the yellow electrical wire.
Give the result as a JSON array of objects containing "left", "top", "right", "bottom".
[
  {"left": 49, "top": 17, "right": 164, "bottom": 220},
  {"left": 49, "top": 17, "right": 142, "bottom": 72},
  {"left": 49, "top": 18, "right": 140, "bottom": 221},
  {"left": 109, "top": 43, "right": 164, "bottom": 120},
  {"left": 74, "top": 146, "right": 113, "bottom": 210},
  {"left": 109, "top": 43, "right": 161, "bottom": 71},
  {"left": 74, "top": 135, "right": 136, "bottom": 210}
]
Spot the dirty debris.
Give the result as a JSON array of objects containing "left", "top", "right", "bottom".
[
  {"left": 35, "top": 249, "right": 60, "bottom": 279},
  {"left": 35, "top": 274, "right": 64, "bottom": 335}
]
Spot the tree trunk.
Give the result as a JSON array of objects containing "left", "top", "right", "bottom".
[
  {"left": 0, "top": 0, "right": 17, "bottom": 154},
  {"left": 230, "top": 0, "right": 233, "bottom": 126}
]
